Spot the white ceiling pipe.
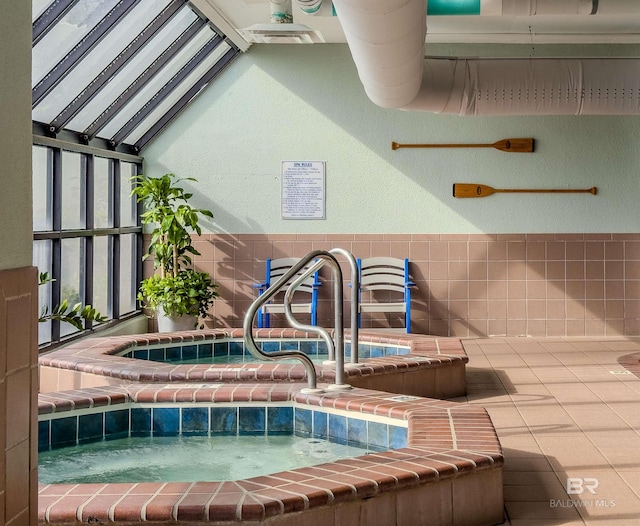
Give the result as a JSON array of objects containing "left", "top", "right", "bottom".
[
  {"left": 332, "top": 0, "right": 640, "bottom": 115},
  {"left": 403, "top": 57, "right": 640, "bottom": 115},
  {"left": 501, "top": 0, "right": 640, "bottom": 15},
  {"left": 333, "top": 0, "right": 426, "bottom": 108},
  {"left": 501, "top": 0, "right": 597, "bottom": 15}
]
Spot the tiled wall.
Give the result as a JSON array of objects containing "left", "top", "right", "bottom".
[
  {"left": 122, "top": 339, "right": 409, "bottom": 363},
  {"left": 0, "top": 266, "right": 38, "bottom": 525},
  {"left": 176, "top": 233, "right": 640, "bottom": 337},
  {"left": 39, "top": 403, "right": 407, "bottom": 453}
]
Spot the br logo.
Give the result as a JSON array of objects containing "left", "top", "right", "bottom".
[{"left": 566, "top": 477, "right": 599, "bottom": 495}]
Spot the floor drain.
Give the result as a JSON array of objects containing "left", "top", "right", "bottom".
[{"left": 609, "top": 370, "right": 633, "bottom": 375}]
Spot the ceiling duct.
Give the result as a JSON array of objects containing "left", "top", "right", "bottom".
[
  {"left": 332, "top": 0, "right": 640, "bottom": 115},
  {"left": 242, "top": 0, "right": 325, "bottom": 44}
]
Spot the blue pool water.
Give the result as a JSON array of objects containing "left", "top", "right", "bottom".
[
  {"left": 38, "top": 434, "right": 369, "bottom": 484},
  {"left": 38, "top": 403, "right": 408, "bottom": 484}
]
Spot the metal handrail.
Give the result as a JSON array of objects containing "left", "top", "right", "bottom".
[
  {"left": 243, "top": 250, "right": 348, "bottom": 392},
  {"left": 329, "top": 247, "right": 359, "bottom": 364}
]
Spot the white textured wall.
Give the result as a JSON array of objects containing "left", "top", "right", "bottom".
[
  {"left": 144, "top": 44, "right": 640, "bottom": 234},
  {"left": 0, "top": 2, "right": 32, "bottom": 270}
]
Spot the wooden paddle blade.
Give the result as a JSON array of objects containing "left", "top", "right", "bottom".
[
  {"left": 493, "top": 138, "right": 534, "bottom": 153},
  {"left": 453, "top": 184, "right": 496, "bottom": 198}
]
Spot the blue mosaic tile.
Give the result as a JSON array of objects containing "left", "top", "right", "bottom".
[
  {"left": 182, "top": 345, "right": 198, "bottom": 360},
  {"left": 38, "top": 420, "right": 50, "bottom": 451},
  {"left": 267, "top": 406, "right": 293, "bottom": 434},
  {"left": 78, "top": 413, "right": 103, "bottom": 443},
  {"left": 210, "top": 407, "right": 237, "bottom": 435},
  {"left": 347, "top": 417, "right": 367, "bottom": 446},
  {"left": 367, "top": 421, "right": 389, "bottom": 450},
  {"left": 328, "top": 414, "right": 347, "bottom": 444},
  {"left": 370, "top": 345, "right": 384, "bottom": 358},
  {"left": 238, "top": 406, "right": 266, "bottom": 435},
  {"left": 300, "top": 340, "right": 318, "bottom": 355},
  {"left": 313, "top": 410, "right": 328, "bottom": 438},
  {"left": 262, "top": 341, "right": 280, "bottom": 353},
  {"left": 358, "top": 344, "right": 371, "bottom": 359},
  {"left": 182, "top": 407, "right": 209, "bottom": 435},
  {"left": 148, "top": 347, "right": 165, "bottom": 362},
  {"left": 281, "top": 340, "right": 298, "bottom": 351},
  {"left": 214, "top": 341, "right": 228, "bottom": 357},
  {"left": 318, "top": 341, "right": 328, "bottom": 354},
  {"left": 199, "top": 342, "right": 213, "bottom": 358},
  {"left": 133, "top": 349, "right": 149, "bottom": 360},
  {"left": 153, "top": 407, "right": 180, "bottom": 436},
  {"left": 390, "top": 426, "right": 408, "bottom": 449},
  {"left": 294, "top": 408, "right": 312, "bottom": 436},
  {"left": 51, "top": 416, "right": 77, "bottom": 448},
  {"left": 105, "top": 409, "right": 129, "bottom": 439},
  {"left": 229, "top": 341, "right": 244, "bottom": 355},
  {"left": 165, "top": 346, "right": 182, "bottom": 362},
  {"left": 131, "top": 407, "right": 151, "bottom": 436},
  {"left": 344, "top": 342, "right": 352, "bottom": 358}
]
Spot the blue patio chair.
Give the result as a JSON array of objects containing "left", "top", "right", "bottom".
[
  {"left": 253, "top": 258, "right": 322, "bottom": 328},
  {"left": 356, "top": 257, "right": 415, "bottom": 333}
]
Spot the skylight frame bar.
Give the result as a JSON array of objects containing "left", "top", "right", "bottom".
[
  {"left": 32, "top": 0, "right": 79, "bottom": 46},
  {"left": 81, "top": 18, "right": 208, "bottom": 142},
  {"left": 32, "top": 0, "right": 143, "bottom": 107},
  {"left": 48, "top": 0, "right": 188, "bottom": 134},
  {"left": 133, "top": 45, "right": 239, "bottom": 151},
  {"left": 109, "top": 33, "right": 225, "bottom": 147}
]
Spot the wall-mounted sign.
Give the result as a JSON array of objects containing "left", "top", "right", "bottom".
[{"left": 281, "top": 161, "right": 326, "bottom": 220}]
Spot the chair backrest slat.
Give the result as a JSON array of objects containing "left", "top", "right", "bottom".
[
  {"left": 267, "top": 258, "right": 318, "bottom": 295},
  {"left": 359, "top": 257, "right": 408, "bottom": 292}
]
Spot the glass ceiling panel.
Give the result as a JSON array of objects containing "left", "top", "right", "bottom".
[
  {"left": 32, "top": 0, "right": 120, "bottom": 85},
  {"left": 64, "top": 4, "right": 198, "bottom": 133},
  {"left": 33, "top": 0, "right": 56, "bottom": 21},
  {"left": 33, "top": 0, "right": 172, "bottom": 124},
  {"left": 95, "top": 26, "right": 215, "bottom": 139},
  {"left": 32, "top": 0, "right": 240, "bottom": 151},
  {"left": 123, "top": 41, "right": 232, "bottom": 145}
]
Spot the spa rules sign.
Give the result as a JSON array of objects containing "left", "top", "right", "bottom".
[{"left": 281, "top": 161, "right": 326, "bottom": 220}]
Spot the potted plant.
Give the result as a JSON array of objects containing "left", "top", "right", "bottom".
[{"left": 132, "top": 173, "right": 218, "bottom": 331}]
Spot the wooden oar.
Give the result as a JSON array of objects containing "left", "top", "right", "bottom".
[
  {"left": 453, "top": 184, "right": 597, "bottom": 198},
  {"left": 392, "top": 138, "right": 534, "bottom": 153}
]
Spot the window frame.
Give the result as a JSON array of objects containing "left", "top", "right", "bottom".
[{"left": 33, "top": 134, "right": 143, "bottom": 350}]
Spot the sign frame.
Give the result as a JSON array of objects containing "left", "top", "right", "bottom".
[{"left": 281, "top": 160, "right": 326, "bottom": 220}]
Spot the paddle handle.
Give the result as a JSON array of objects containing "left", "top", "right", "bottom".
[
  {"left": 496, "top": 187, "right": 597, "bottom": 195},
  {"left": 393, "top": 142, "right": 492, "bottom": 150},
  {"left": 453, "top": 183, "right": 597, "bottom": 198}
]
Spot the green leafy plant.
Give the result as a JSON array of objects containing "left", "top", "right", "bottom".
[
  {"left": 137, "top": 269, "right": 217, "bottom": 320},
  {"left": 131, "top": 173, "right": 218, "bottom": 324},
  {"left": 38, "top": 272, "right": 107, "bottom": 331}
]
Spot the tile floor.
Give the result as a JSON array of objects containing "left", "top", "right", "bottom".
[{"left": 455, "top": 337, "right": 640, "bottom": 526}]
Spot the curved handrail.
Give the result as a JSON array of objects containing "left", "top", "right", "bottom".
[
  {"left": 284, "top": 252, "right": 351, "bottom": 389},
  {"left": 243, "top": 250, "right": 340, "bottom": 392},
  {"left": 329, "top": 248, "right": 359, "bottom": 364},
  {"left": 283, "top": 259, "right": 335, "bottom": 359}
]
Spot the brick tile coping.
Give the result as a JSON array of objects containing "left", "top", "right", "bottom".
[
  {"left": 38, "top": 383, "right": 502, "bottom": 524},
  {"left": 39, "top": 328, "right": 468, "bottom": 385}
]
